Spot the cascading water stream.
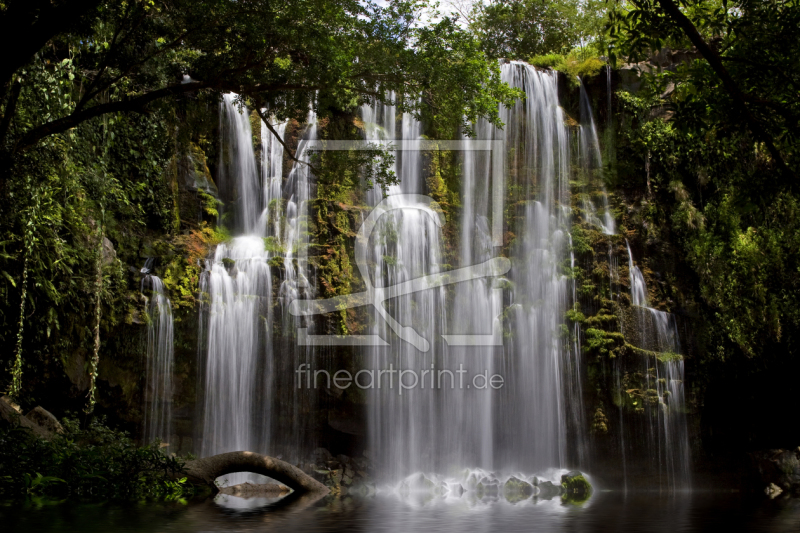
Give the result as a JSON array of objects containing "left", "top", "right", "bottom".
[
  {"left": 367, "top": 62, "right": 587, "bottom": 484},
  {"left": 362, "top": 93, "right": 449, "bottom": 480},
  {"left": 500, "top": 62, "right": 584, "bottom": 471},
  {"left": 200, "top": 95, "right": 317, "bottom": 483},
  {"left": 218, "top": 94, "right": 261, "bottom": 234},
  {"left": 578, "top": 79, "right": 615, "bottom": 236},
  {"left": 621, "top": 241, "right": 692, "bottom": 490},
  {"left": 141, "top": 258, "right": 174, "bottom": 448}
]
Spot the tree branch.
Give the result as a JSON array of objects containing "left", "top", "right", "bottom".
[
  {"left": 254, "top": 107, "right": 319, "bottom": 174},
  {"left": 655, "top": 0, "right": 795, "bottom": 181},
  {"left": 14, "top": 80, "right": 209, "bottom": 153}
]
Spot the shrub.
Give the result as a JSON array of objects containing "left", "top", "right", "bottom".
[{"left": 0, "top": 417, "right": 195, "bottom": 501}]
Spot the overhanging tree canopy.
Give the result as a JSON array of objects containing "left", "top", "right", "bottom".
[{"left": 0, "top": 0, "right": 521, "bottom": 186}]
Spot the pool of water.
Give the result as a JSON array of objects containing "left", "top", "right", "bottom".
[{"left": 3, "top": 490, "right": 799, "bottom": 532}]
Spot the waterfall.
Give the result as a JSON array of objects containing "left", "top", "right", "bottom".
[
  {"left": 622, "top": 241, "right": 692, "bottom": 490},
  {"left": 627, "top": 240, "right": 649, "bottom": 307},
  {"left": 578, "top": 79, "right": 615, "bottom": 235},
  {"left": 362, "top": 93, "right": 450, "bottom": 480},
  {"left": 218, "top": 94, "right": 260, "bottom": 234},
  {"left": 500, "top": 62, "right": 583, "bottom": 470},
  {"left": 365, "top": 62, "right": 587, "bottom": 481},
  {"left": 258, "top": 118, "right": 287, "bottom": 239},
  {"left": 141, "top": 259, "right": 174, "bottom": 448},
  {"left": 198, "top": 71, "right": 691, "bottom": 492},
  {"left": 200, "top": 95, "right": 317, "bottom": 482}
]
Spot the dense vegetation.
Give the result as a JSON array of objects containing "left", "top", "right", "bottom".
[
  {"left": 0, "top": 417, "right": 193, "bottom": 500},
  {"left": 0, "top": 0, "right": 798, "bottom": 498}
]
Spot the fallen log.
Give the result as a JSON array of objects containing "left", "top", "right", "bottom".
[{"left": 182, "top": 451, "right": 329, "bottom": 495}]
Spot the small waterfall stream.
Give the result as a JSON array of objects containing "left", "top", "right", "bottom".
[
  {"left": 578, "top": 79, "right": 615, "bottom": 235},
  {"left": 200, "top": 95, "right": 318, "bottom": 484},
  {"left": 621, "top": 241, "right": 692, "bottom": 490},
  {"left": 141, "top": 259, "right": 174, "bottom": 448}
]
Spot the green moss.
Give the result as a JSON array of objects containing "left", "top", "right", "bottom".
[
  {"left": 585, "top": 309, "right": 618, "bottom": 326},
  {"left": 657, "top": 351, "right": 683, "bottom": 363},
  {"left": 566, "top": 307, "right": 586, "bottom": 323},
  {"left": 263, "top": 236, "right": 285, "bottom": 254},
  {"left": 561, "top": 472, "right": 592, "bottom": 504},
  {"left": 584, "top": 328, "right": 624, "bottom": 357},
  {"left": 529, "top": 52, "right": 605, "bottom": 86},
  {"left": 570, "top": 226, "right": 594, "bottom": 256}
]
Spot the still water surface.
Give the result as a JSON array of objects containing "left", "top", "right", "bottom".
[{"left": 3, "top": 490, "right": 799, "bottom": 532}]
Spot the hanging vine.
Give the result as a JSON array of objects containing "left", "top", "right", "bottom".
[
  {"left": 8, "top": 182, "right": 41, "bottom": 402},
  {"left": 84, "top": 211, "right": 104, "bottom": 414},
  {"left": 9, "top": 226, "right": 31, "bottom": 401}
]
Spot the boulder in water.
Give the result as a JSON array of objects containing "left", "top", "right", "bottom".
[
  {"left": 561, "top": 471, "right": 592, "bottom": 503},
  {"left": 403, "top": 472, "right": 435, "bottom": 491},
  {"left": 476, "top": 477, "right": 499, "bottom": 498},
  {"left": 503, "top": 476, "right": 534, "bottom": 503},
  {"left": 537, "top": 480, "right": 562, "bottom": 500},
  {"left": 765, "top": 483, "right": 783, "bottom": 498}
]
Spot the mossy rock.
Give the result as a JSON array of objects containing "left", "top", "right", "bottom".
[{"left": 561, "top": 471, "right": 592, "bottom": 504}]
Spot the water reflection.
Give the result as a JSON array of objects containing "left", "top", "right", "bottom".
[{"left": 2, "top": 491, "right": 799, "bottom": 532}]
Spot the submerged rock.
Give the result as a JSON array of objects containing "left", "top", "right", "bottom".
[
  {"left": 536, "top": 480, "right": 562, "bottom": 500},
  {"left": 403, "top": 472, "right": 435, "bottom": 491},
  {"left": 503, "top": 476, "right": 534, "bottom": 502},
  {"left": 765, "top": 483, "right": 783, "bottom": 498},
  {"left": 477, "top": 476, "right": 500, "bottom": 497}
]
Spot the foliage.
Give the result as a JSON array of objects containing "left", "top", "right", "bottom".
[
  {"left": 529, "top": 50, "right": 605, "bottom": 81},
  {"left": 0, "top": 0, "right": 527, "bottom": 400},
  {"left": 606, "top": 0, "right": 798, "bottom": 181},
  {"left": 609, "top": 0, "right": 800, "bottom": 363},
  {"left": 470, "top": 0, "right": 610, "bottom": 59},
  {"left": 0, "top": 417, "right": 193, "bottom": 501}
]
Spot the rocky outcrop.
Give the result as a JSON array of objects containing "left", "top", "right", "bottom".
[
  {"left": 618, "top": 47, "right": 702, "bottom": 93},
  {"left": 750, "top": 448, "right": 800, "bottom": 496},
  {"left": 0, "top": 396, "right": 61, "bottom": 440},
  {"left": 25, "top": 406, "right": 64, "bottom": 436},
  {"left": 299, "top": 448, "right": 372, "bottom": 493}
]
